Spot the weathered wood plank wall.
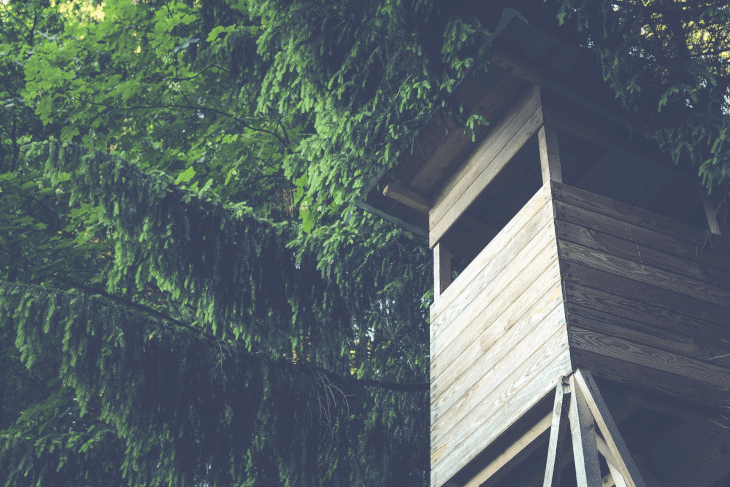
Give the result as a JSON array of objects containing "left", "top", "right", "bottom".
[
  {"left": 553, "top": 181, "right": 730, "bottom": 411},
  {"left": 430, "top": 184, "right": 572, "bottom": 487}
]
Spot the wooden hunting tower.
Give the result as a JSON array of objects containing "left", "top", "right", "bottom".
[{"left": 358, "top": 10, "right": 730, "bottom": 487}]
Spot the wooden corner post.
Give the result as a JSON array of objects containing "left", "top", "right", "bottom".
[
  {"left": 538, "top": 123, "right": 562, "bottom": 184},
  {"left": 434, "top": 241, "right": 451, "bottom": 300},
  {"left": 697, "top": 182, "right": 729, "bottom": 236}
]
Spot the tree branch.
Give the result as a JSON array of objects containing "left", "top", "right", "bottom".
[
  {"left": 52, "top": 275, "right": 216, "bottom": 340},
  {"left": 79, "top": 98, "right": 289, "bottom": 148},
  {"left": 50, "top": 278, "right": 430, "bottom": 393}
]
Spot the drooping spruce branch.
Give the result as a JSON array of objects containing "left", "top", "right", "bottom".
[
  {"left": 28, "top": 140, "right": 309, "bottom": 347},
  {"left": 0, "top": 281, "right": 427, "bottom": 485},
  {"left": 48, "top": 277, "right": 429, "bottom": 393}
]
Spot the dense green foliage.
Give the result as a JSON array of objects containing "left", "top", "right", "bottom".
[{"left": 0, "top": 0, "right": 727, "bottom": 486}]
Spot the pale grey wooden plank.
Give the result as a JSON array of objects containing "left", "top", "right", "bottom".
[
  {"left": 431, "top": 263, "right": 562, "bottom": 408},
  {"left": 410, "top": 72, "right": 523, "bottom": 193},
  {"left": 568, "top": 374, "right": 602, "bottom": 487},
  {"left": 430, "top": 183, "right": 551, "bottom": 322},
  {"left": 433, "top": 241, "right": 451, "bottom": 299},
  {"left": 431, "top": 208, "right": 556, "bottom": 353},
  {"left": 574, "top": 370, "right": 647, "bottom": 487},
  {"left": 431, "top": 333, "right": 572, "bottom": 487},
  {"left": 543, "top": 377, "right": 570, "bottom": 487},
  {"left": 539, "top": 124, "right": 562, "bottom": 183},
  {"left": 431, "top": 292, "right": 565, "bottom": 435},
  {"left": 698, "top": 181, "right": 723, "bottom": 236},
  {"left": 462, "top": 412, "right": 553, "bottom": 487},
  {"left": 429, "top": 85, "right": 544, "bottom": 246},
  {"left": 383, "top": 183, "right": 430, "bottom": 213}
]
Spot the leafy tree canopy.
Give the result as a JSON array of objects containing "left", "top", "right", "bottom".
[{"left": 0, "top": 0, "right": 727, "bottom": 486}]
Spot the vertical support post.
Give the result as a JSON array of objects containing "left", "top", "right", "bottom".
[
  {"left": 543, "top": 377, "right": 571, "bottom": 487},
  {"left": 698, "top": 182, "right": 722, "bottom": 235},
  {"left": 573, "top": 369, "right": 647, "bottom": 487},
  {"left": 698, "top": 182, "right": 729, "bottom": 236},
  {"left": 538, "top": 124, "right": 563, "bottom": 184},
  {"left": 568, "top": 374, "right": 602, "bottom": 487},
  {"left": 434, "top": 241, "right": 451, "bottom": 300}
]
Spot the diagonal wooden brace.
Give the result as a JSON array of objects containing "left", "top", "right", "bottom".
[
  {"left": 543, "top": 376, "right": 571, "bottom": 487},
  {"left": 542, "top": 370, "right": 648, "bottom": 487},
  {"left": 568, "top": 373, "right": 602, "bottom": 487},
  {"left": 573, "top": 369, "right": 647, "bottom": 487}
]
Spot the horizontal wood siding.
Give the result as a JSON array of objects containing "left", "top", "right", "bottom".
[
  {"left": 553, "top": 181, "right": 730, "bottom": 410},
  {"left": 430, "top": 183, "right": 571, "bottom": 487}
]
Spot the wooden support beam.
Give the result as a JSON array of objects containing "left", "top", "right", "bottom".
[
  {"left": 596, "top": 436, "right": 629, "bottom": 487},
  {"left": 429, "top": 84, "right": 544, "bottom": 247},
  {"left": 574, "top": 370, "right": 647, "bottom": 487},
  {"left": 491, "top": 53, "right": 542, "bottom": 85},
  {"left": 568, "top": 374, "right": 602, "bottom": 487},
  {"left": 409, "top": 72, "right": 524, "bottom": 193},
  {"left": 524, "top": 388, "right": 640, "bottom": 487},
  {"left": 463, "top": 412, "right": 553, "bottom": 487},
  {"left": 543, "top": 377, "right": 571, "bottom": 487},
  {"left": 382, "top": 183, "right": 430, "bottom": 213},
  {"left": 538, "top": 125, "right": 562, "bottom": 184},
  {"left": 697, "top": 182, "right": 728, "bottom": 236},
  {"left": 434, "top": 241, "right": 451, "bottom": 299}
]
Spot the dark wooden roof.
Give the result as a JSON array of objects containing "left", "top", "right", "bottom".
[{"left": 357, "top": 10, "right": 705, "bottom": 243}]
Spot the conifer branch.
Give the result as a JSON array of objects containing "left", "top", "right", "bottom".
[
  {"left": 50, "top": 277, "right": 430, "bottom": 393},
  {"left": 52, "top": 275, "right": 216, "bottom": 340}
]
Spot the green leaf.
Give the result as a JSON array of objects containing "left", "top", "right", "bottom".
[{"left": 174, "top": 167, "right": 195, "bottom": 185}]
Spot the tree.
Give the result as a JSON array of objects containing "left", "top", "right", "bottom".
[{"left": 0, "top": 0, "right": 727, "bottom": 486}]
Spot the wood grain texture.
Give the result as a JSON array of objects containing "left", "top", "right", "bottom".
[
  {"left": 539, "top": 124, "right": 562, "bottom": 183},
  {"left": 555, "top": 219, "right": 730, "bottom": 290},
  {"left": 430, "top": 183, "right": 551, "bottom": 322},
  {"left": 431, "top": 298, "right": 566, "bottom": 444},
  {"left": 574, "top": 370, "right": 647, "bottom": 487},
  {"left": 551, "top": 181, "right": 730, "bottom": 255},
  {"left": 543, "top": 379, "right": 570, "bottom": 487},
  {"left": 558, "top": 239, "right": 730, "bottom": 307},
  {"left": 566, "top": 305, "right": 730, "bottom": 368},
  {"left": 432, "top": 343, "right": 571, "bottom": 487},
  {"left": 429, "top": 86, "right": 544, "bottom": 247},
  {"left": 430, "top": 199, "right": 555, "bottom": 346},
  {"left": 431, "top": 230, "right": 560, "bottom": 386},
  {"left": 554, "top": 199, "right": 730, "bottom": 274},
  {"left": 563, "top": 283, "right": 730, "bottom": 346},
  {"left": 570, "top": 328, "right": 730, "bottom": 389},
  {"left": 568, "top": 375, "right": 602, "bottom": 487},
  {"left": 572, "top": 349, "right": 730, "bottom": 408},
  {"left": 410, "top": 73, "right": 524, "bottom": 193},
  {"left": 560, "top": 260, "right": 730, "bottom": 328},
  {"left": 431, "top": 261, "right": 563, "bottom": 406}
]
